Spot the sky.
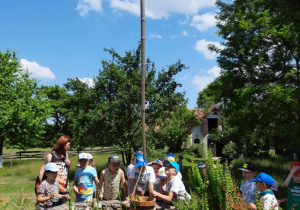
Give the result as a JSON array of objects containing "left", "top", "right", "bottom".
[{"left": 0, "top": 0, "right": 223, "bottom": 109}]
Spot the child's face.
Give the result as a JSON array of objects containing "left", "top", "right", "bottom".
[
  {"left": 108, "top": 162, "right": 120, "bottom": 173},
  {"left": 152, "top": 164, "right": 161, "bottom": 177},
  {"left": 255, "top": 181, "right": 266, "bottom": 191},
  {"left": 46, "top": 171, "right": 57, "bottom": 181},
  {"left": 79, "top": 159, "right": 88, "bottom": 168},
  {"left": 159, "top": 178, "right": 167, "bottom": 185},
  {"left": 292, "top": 174, "right": 300, "bottom": 183},
  {"left": 165, "top": 166, "right": 176, "bottom": 177},
  {"left": 132, "top": 157, "right": 137, "bottom": 165},
  {"left": 137, "top": 166, "right": 146, "bottom": 173},
  {"left": 242, "top": 171, "right": 255, "bottom": 181}
]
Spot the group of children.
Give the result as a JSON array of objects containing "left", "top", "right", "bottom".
[
  {"left": 36, "top": 151, "right": 190, "bottom": 209},
  {"left": 238, "top": 161, "right": 300, "bottom": 210}
]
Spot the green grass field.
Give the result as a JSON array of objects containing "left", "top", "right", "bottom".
[{"left": 0, "top": 151, "right": 293, "bottom": 209}]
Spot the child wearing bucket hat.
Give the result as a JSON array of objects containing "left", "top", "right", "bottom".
[
  {"left": 238, "top": 162, "right": 256, "bottom": 204},
  {"left": 98, "top": 154, "right": 127, "bottom": 200},
  {"left": 153, "top": 167, "right": 167, "bottom": 193},
  {"left": 36, "top": 163, "right": 70, "bottom": 209},
  {"left": 248, "top": 173, "right": 278, "bottom": 210},
  {"left": 284, "top": 161, "right": 300, "bottom": 210},
  {"left": 153, "top": 160, "right": 190, "bottom": 203},
  {"left": 128, "top": 154, "right": 155, "bottom": 197},
  {"left": 73, "top": 153, "right": 100, "bottom": 202}
]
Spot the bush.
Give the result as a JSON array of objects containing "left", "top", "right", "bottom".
[
  {"left": 222, "top": 141, "right": 238, "bottom": 159},
  {"left": 186, "top": 143, "right": 204, "bottom": 158}
]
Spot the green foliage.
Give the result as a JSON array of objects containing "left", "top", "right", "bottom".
[
  {"left": 221, "top": 142, "right": 238, "bottom": 159},
  {"left": 186, "top": 143, "right": 205, "bottom": 158},
  {"left": 10, "top": 187, "right": 30, "bottom": 209},
  {"left": 0, "top": 49, "right": 51, "bottom": 155}
]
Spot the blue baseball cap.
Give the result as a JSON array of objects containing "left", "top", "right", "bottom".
[
  {"left": 135, "top": 154, "right": 148, "bottom": 167},
  {"left": 134, "top": 150, "right": 143, "bottom": 157},
  {"left": 250, "top": 173, "right": 274, "bottom": 186},
  {"left": 164, "top": 160, "right": 179, "bottom": 174},
  {"left": 44, "top": 162, "right": 59, "bottom": 172}
]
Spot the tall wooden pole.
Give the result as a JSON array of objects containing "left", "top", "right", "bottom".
[{"left": 140, "top": 0, "right": 146, "bottom": 159}]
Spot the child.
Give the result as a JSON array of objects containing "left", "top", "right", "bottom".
[
  {"left": 36, "top": 163, "right": 70, "bottom": 210},
  {"left": 98, "top": 154, "right": 127, "bottom": 200},
  {"left": 127, "top": 151, "right": 143, "bottom": 193},
  {"left": 73, "top": 153, "right": 99, "bottom": 202},
  {"left": 153, "top": 160, "right": 190, "bottom": 203},
  {"left": 164, "top": 154, "right": 182, "bottom": 180},
  {"left": 153, "top": 167, "right": 167, "bottom": 193},
  {"left": 238, "top": 162, "right": 256, "bottom": 204},
  {"left": 152, "top": 160, "right": 163, "bottom": 178},
  {"left": 284, "top": 161, "right": 300, "bottom": 210},
  {"left": 128, "top": 154, "right": 155, "bottom": 196},
  {"left": 249, "top": 173, "right": 278, "bottom": 210}
]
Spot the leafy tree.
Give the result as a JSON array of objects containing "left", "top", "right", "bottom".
[
  {"left": 0, "top": 50, "right": 51, "bottom": 166},
  {"left": 202, "top": 0, "right": 300, "bottom": 157},
  {"left": 66, "top": 46, "right": 188, "bottom": 165},
  {"left": 147, "top": 106, "right": 200, "bottom": 153}
]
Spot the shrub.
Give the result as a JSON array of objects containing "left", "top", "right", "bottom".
[
  {"left": 186, "top": 142, "right": 204, "bottom": 158},
  {"left": 222, "top": 141, "right": 238, "bottom": 159}
]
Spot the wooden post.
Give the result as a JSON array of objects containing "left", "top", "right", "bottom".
[{"left": 140, "top": 0, "right": 146, "bottom": 159}]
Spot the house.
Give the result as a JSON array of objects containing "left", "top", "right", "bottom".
[{"left": 188, "top": 105, "right": 223, "bottom": 157}]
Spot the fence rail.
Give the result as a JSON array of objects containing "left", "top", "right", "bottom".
[{"left": 2, "top": 147, "right": 116, "bottom": 160}]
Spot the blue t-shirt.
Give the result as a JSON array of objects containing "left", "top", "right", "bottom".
[
  {"left": 240, "top": 180, "right": 256, "bottom": 204},
  {"left": 75, "top": 167, "right": 97, "bottom": 202}
]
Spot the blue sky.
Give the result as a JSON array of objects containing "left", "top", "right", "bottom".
[{"left": 0, "top": 0, "right": 223, "bottom": 109}]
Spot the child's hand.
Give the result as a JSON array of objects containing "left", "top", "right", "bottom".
[
  {"left": 73, "top": 186, "right": 79, "bottom": 194},
  {"left": 50, "top": 193, "right": 59, "bottom": 199},
  {"left": 62, "top": 194, "right": 70, "bottom": 200},
  {"left": 290, "top": 165, "right": 300, "bottom": 174},
  {"left": 99, "top": 192, "right": 103, "bottom": 200},
  {"left": 152, "top": 190, "right": 158, "bottom": 197}
]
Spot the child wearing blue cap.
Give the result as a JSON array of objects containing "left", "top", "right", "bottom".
[
  {"left": 128, "top": 154, "right": 155, "bottom": 196},
  {"left": 248, "top": 173, "right": 278, "bottom": 210},
  {"left": 127, "top": 151, "right": 143, "bottom": 193},
  {"left": 164, "top": 154, "right": 182, "bottom": 180},
  {"left": 153, "top": 160, "right": 190, "bottom": 203}
]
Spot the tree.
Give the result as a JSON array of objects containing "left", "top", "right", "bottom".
[
  {"left": 147, "top": 106, "right": 200, "bottom": 153},
  {"left": 202, "top": 0, "right": 300, "bottom": 157},
  {"left": 0, "top": 50, "right": 51, "bottom": 167},
  {"left": 65, "top": 46, "right": 188, "bottom": 165}
]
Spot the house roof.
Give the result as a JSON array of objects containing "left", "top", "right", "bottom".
[{"left": 189, "top": 105, "right": 220, "bottom": 120}]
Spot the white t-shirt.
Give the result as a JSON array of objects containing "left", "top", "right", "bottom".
[
  {"left": 127, "top": 164, "right": 134, "bottom": 177},
  {"left": 240, "top": 181, "right": 256, "bottom": 204},
  {"left": 260, "top": 194, "right": 278, "bottom": 210},
  {"left": 129, "top": 166, "right": 155, "bottom": 195},
  {"left": 177, "top": 171, "right": 182, "bottom": 180},
  {"left": 167, "top": 176, "right": 191, "bottom": 202}
]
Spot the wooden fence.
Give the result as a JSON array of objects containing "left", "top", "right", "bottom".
[{"left": 2, "top": 147, "right": 116, "bottom": 160}]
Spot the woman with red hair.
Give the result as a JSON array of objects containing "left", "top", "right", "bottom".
[{"left": 37, "top": 135, "right": 71, "bottom": 205}]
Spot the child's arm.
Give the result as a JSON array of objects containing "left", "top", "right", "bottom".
[
  {"left": 153, "top": 191, "right": 174, "bottom": 203},
  {"left": 120, "top": 170, "right": 128, "bottom": 198},
  {"left": 284, "top": 166, "right": 299, "bottom": 187},
  {"left": 36, "top": 192, "right": 68, "bottom": 203},
  {"left": 73, "top": 180, "right": 79, "bottom": 194},
  {"left": 98, "top": 170, "right": 105, "bottom": 200}
]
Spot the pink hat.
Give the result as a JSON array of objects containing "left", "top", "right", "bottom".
[{"left": 290, "top": 162, "right": 300, "bottom": 175}]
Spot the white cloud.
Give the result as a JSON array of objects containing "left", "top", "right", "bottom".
[
  {"left": 182, "top": 30, "right": 188, "bottom": 36},
  {"left": 149, "top": 33, "right": 162, "bottom": 39},
  {"left": 192, "top": 66, "right": 220, "bottom": 91},
  {"left": 192, "top": 75, "right": 214, "bottom": 92},
  {"left": 207, "top": 66, "right": 220, "bottom": 78},
  {"left": 20, "top": 59, "right": 55, "bottom": 79},
  {"left": 109, "top": 0, "right": 216, "bottom": 19},
  {"left": 78, "top": 77, "right": 95, "bottom": 88},
  {"left": 76, "top": 0, "right": 103, "bottom": 16},
  {"left": 195, "top": 39, "right": 223, "bottom": 60},
  {"left": 191, "top": 12, "right": 216, "bottom": 32}
]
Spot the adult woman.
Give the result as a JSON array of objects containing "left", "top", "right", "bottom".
[{"left": 37, "top": 135, "right": 71, "bottom": 205}]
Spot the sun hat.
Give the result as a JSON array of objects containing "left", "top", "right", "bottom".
[
  {"left": 250, "top": 173, "right": 274, "bottom": 186},
  {"left": 108, "top": 154, "right": 121, "bottom": 163},
  {"left": 164, "top": 160, "right": 179, "bottom": 174},
  {"left": 44, "top": 162, "right": 59, "bottom": 172},
  {"left": 134, "top": 150, "right": 143, "bottom": 157},
  {"left": 165, "top": 153, "right": 176, "bottom": 162},
  {"left": 238, "top": 162, "right": 255, "bottom": 172},
  {"left": 78, "top": 153, "right": 88, "bottom": 160},
  {"left": 290, "top": 162, "right": 300, "bottom": 175},
  {"left": 152, "top": 160, "right": 163, "bottom": 167},
  {"left": 135, "top": 154, "right": 148, "bottom": 167},
  {"left": 87, "top": 153, "right": 93, "bottom": 160},
  {"left": 157, "top": 167, "right": 167, "bottom": 179}
]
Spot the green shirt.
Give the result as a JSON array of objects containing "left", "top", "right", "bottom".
[{"left": 286, "top": 180, "right": 300, "bottom": 210}]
